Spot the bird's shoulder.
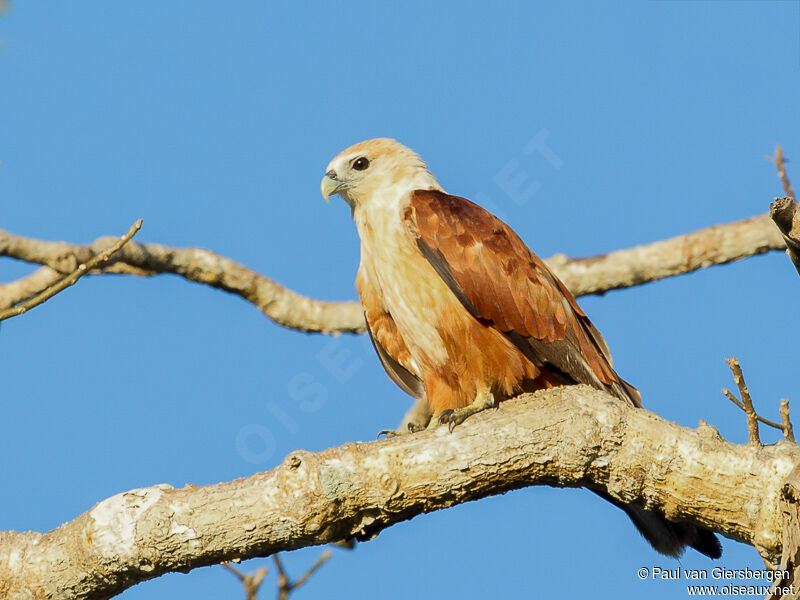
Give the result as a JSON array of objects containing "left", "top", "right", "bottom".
[{"left": 404, "top": 189, "right": 553, "bottom": 285}]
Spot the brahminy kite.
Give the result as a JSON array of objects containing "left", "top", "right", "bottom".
[{"left": 320, "top": 137, "right": 721, "bottom": 559}]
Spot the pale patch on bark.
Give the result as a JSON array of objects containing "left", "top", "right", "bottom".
[{"left": 85, "top": 487, "right": 163, "bottom": 560}]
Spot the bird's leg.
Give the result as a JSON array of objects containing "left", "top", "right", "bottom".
[
  {"left": 436, "top": 390, "right": 497, "bottom": 432},
  {"left": 377, "top": 397, "right": 432, "bottom": 438}
]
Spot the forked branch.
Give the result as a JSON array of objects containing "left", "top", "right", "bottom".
[
  {"left": 0, "top": 220, "right": 142, "bottom": 322},
  {"left": 722, "top": 356, "right": 795, "bottom": 445}
]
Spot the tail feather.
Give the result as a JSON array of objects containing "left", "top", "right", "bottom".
[
  {"left": 608, "top": 377, "right": 642, "bottom": 408},
  {"left": 591, "top": 489, "right": 722, "bottom": 559}
]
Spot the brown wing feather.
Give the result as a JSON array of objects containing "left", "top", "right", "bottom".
[
  {"left": 407, "top": 189, "right": 640, "bottom": 407},
  {"left": 356, "top": 269, "right": 424, "bottom": 400}
]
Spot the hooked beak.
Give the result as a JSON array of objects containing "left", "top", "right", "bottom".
[{"left": 320, "top": 170, "right": 343, "bottom": 203}]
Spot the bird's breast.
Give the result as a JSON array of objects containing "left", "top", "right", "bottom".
[{"left": 356, "top": 214, "right": 455, "bottom": 369}]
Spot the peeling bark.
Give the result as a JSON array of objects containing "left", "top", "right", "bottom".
[{"left": 1, "top": 386, "right": 798, "bottom": 600}]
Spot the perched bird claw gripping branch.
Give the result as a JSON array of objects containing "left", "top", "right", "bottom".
[
  {"left": 437, "top": 390, "right": 498, "bottom": 432},
  {"left": 321, "top": 138, "right": 722, "bottom": 560}
]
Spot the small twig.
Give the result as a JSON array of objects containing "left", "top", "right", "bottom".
[
  {"left": 222, "top": 561, "right": 247, "bottom": 583},
  {"left": 274, "top": 551, "right": 332, "bottom": 600},
  {"left": 724, "top": 357, "right": 761, "bottom": 445},
  {"left": 721, "top": 379, "right": 796, "bottom": 445},
  {"left": 781, "top": 400, "right": 796, "bottom": 443},
  {"left": 722, "top": 389, "right": 783, "bottom": 431},
  {"left": 222, "top": 562, "right": 268, "bottom": 600},
  {"left": 768, "top": 146, "right": 796, "bottom": 201},
  {"left": 0, "top": 219, "right": 142, "bottom": 322}
]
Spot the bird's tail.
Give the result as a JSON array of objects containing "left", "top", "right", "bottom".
[
  {"left": 607, "top": 376, "right": 642, "bottom": 408},
  {"left": 591, "top": 489, "right": 722, "bottom": 559}
]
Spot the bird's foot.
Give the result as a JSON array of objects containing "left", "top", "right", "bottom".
[
  {"left": 377, "top": 421, "right": 426, "bottom": 439},
  {"left": 407, "top": 421, "right": 425, "bottom": 433},
  {"left": 435, "top": 392, "right": 497, "bottom": 432}
]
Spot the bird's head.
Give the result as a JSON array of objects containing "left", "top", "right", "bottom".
[{"left": 321, "top": 138, "right": 440, "bottom": 210}]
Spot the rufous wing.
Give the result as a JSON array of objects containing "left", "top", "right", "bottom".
[{"left": 406, "top": 189, "right": 640, "bottom": 407}]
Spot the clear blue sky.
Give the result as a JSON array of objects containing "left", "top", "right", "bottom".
[{"left": 2, "top": 2, "right": 799, "bottom": 598}]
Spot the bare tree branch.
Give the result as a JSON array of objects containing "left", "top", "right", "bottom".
[
  {"left": 722, "top": 389, "right": 783, "bottom": 430},
  {"left": 769, "top": 146, "right": 796, "bottom": 202},
  {"left": 548, "top": 213, "right": 784, "bottom": 296},
  {"left": 274, "top": 551, "right": 331, "bottom": 600},
  {"left": 0, "top": 211, "right": 786, "bottom": 334},
  {"left": 1, "top": 385, "right": 798, "bottom": 600},
  {"left": 767, "top": 464, "right": 800, "bottom": 599},
  {"left": 720, "top": 357, "right": 797, "bottom": 445},
  {"left": 781, "top": 400, "right": 796, "bottom": 444},
  {"left": 0, "top": 220, "right": 142, "bottom": 322},
  {"left": 0, "top": 267, "right": 62, "bottom": 310},
  {"left": 0, "top": 231, "right": 363, "bottom": 334},
  {"left": 222, "top": 562, "right": 268, "bottom": 600},
  {"left": 724, "top": 357, "right": 761, "bottom": 446}
]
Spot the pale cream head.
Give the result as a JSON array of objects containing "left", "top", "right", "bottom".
[{"left": 320, "top": 138, "right": 441, "bottom": 210}]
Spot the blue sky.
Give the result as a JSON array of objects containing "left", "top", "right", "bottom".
[{"left": 2, "top": 1, "right": 799, "bottom": 598}]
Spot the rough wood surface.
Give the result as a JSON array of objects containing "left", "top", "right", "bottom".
[
  {"left": 0, "top": 211, "right": 786, "bottom": 334},
  {"left": 548, "top": 213, "right": 784, "bottom": 295},
  {"left": 770, "top": 197, "right": 800, "bottom": 276},
  {"left": 0, "top": 234, "right": 363, "bottom": 334},
  {"left": 767, "top": 464, "right": 800, "bottom": 599},
  {"left": 1, "top": 386, "right": 798, "bottom": 600}
]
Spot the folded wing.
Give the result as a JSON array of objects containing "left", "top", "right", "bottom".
[{"left": 407, "top": 189, "right": 640, "bottom": 407}]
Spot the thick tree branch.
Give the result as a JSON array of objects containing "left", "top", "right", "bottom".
[
  {"left": 1, "top": 385, "right": 798, "bottom": 600},
  {"left": 0, "top": 211, "right": 786, "bottom": 334},
  {"left": 767, "top": 464, "right": 800, "bottom": 599}
]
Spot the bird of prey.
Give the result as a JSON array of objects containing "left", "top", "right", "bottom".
[{"left": 320, "top": 137, "right": 721, "bottom": 559}]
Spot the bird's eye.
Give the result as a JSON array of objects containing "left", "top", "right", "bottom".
[{"left": 352, "top": 157, "right": 370, "bottom": 171}]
